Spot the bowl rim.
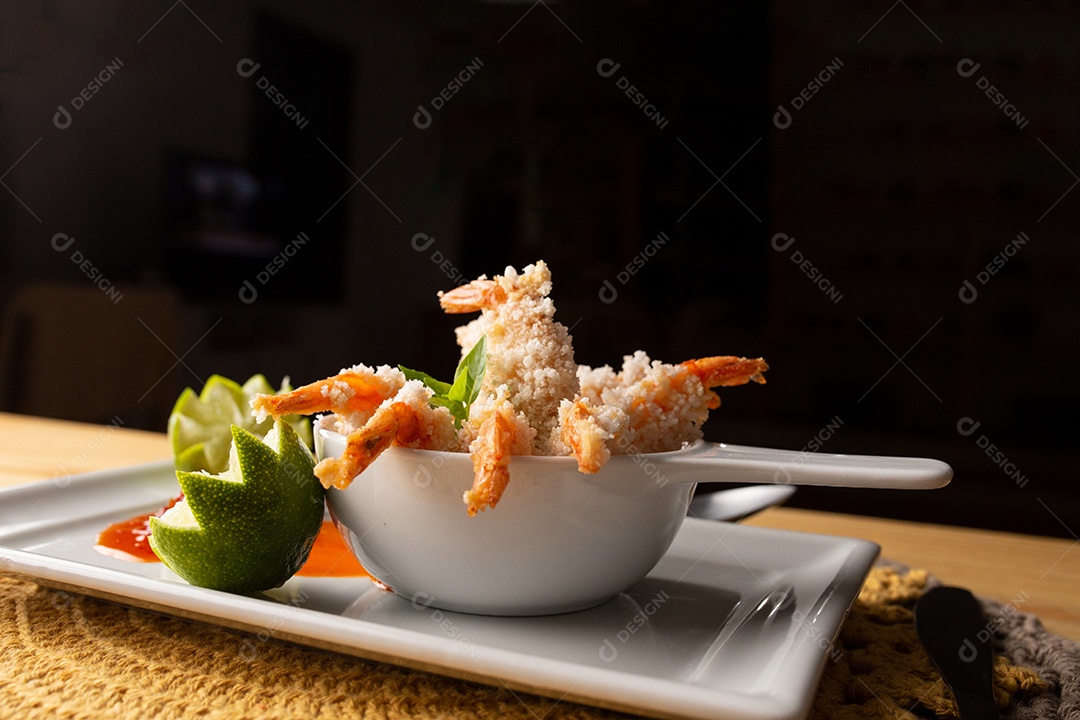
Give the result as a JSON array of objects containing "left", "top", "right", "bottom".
[{"left": 314, "top": 418, "right": 704, "bottom": 464}]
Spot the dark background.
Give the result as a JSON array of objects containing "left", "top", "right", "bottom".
[{"left": 0, "top": 1, "right": 1077, "bottom": 538}]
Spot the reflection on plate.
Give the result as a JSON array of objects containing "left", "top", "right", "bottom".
[{"left": 0, "top": 461, "right": 879, "bottom": 720}]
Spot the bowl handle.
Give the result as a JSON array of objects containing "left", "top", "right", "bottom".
[{"left": 658, "top": 441, "right": 953, "bottom": 490}]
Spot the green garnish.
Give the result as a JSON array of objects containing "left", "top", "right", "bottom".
[
  {"left": 399, "top": 336, "right": 487, "bottom": 428},
  {"left": 149, "top": 419, "right": 325, "bottom": 594}
]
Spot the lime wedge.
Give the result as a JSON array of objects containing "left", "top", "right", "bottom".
[
  {"left": 148, "top": 419, "right": 325, "bottom": 594},
  {"left": 168, "top": 374, "right": 311, "bottom": 474}
]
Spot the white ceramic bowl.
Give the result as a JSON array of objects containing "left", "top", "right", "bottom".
[
  {"left": 315, "top": 422, "right": 951, "bottom": 616},
  {"left": 318, "top": 438, "right": 694, "bottom": 616}
]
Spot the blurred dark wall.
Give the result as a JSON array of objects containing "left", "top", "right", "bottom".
[{"left": 0, "top": 0, "right": 1077, "bottom": 537}]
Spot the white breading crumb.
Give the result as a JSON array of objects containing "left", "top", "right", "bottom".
[
  {"left": 388, "top": 379, "right": 466, "bottom": 452},
  {"left": 616, "top": 350, "right": 653, "bottom": 385},
  {"left": 459, "top": 261, "right": 577, "bottom": 455},
  {"left": 466, "top": 383, "right": 536, "bottom": 456},
  {"left": 331, "top": 379, "right": 466, "bottom": 452},
  {"left": 251, "top": 403, "right": 270, "bottom": 424},
  {"left": 586, "top": 352, "right": 712, "bottom": 454},
  {"left": 331, "top": 363, "right": 406, "bottom": 389},
  {"left": 592, "top": 402, "right": 630, "bottom": 440},
  {"left": 322, "top": 379, "right": 352, "bottom": 410},
  {"left": 454, "top": 311, "right": 493, "bottom": 355},
  {"left": 576, "top": 364, "right": 619, "bottom": 406},
  {"left": 313, "top": 263, "right": 745, "bottom": 468},
  {"left": 549, "top": 398, "right": 629, "bottom": 463}
]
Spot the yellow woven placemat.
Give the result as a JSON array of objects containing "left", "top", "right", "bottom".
[
  {"left": 0, "top": 566, "right": 1064, "bottom": 720},
  {"left": 812, "top": 566, "right": 1049, "bottom": 720}
]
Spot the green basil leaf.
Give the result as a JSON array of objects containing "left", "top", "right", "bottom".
[
  {"left": 399, "top": 336, "right": 486, "bottom": 429},
  {"left": 449, "top": 336, "right": 486, "bottom": 405},
  {"left": 398, "top": 365, "right": 452, "bottom": 396},
  {"left": 463, "top": 336, "right": 487, "bottom": 407},
  {"left": 428, "top": 396, "right": 466, "bottom": 428}
]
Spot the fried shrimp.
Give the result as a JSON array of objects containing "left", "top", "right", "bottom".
[
  {"left": 557, "top": 398, "right": 628, "bottom": 474},
  {"left": 254, "top": 369, "right": 459, "bottom": 490},
  {"left": 440, "top": 261, "right": 578, "bottom": 456},
  {"left": 437, "top": 261, "right": 581, "bottom": 510},
  {"left": 314, "top": 382, "right": 461, "bottom": 490},
  {"left": 248, "top": 259, "right": 768, "bottom": 514},
  {"left": 251, "top": 365, "right": 404, "bottom": 424},
  {"left": 681, "top": 356, "right": 769, "bottom": 408},
  {"left": 315, "top": 401, "right": 411, "bottom": 490},
  {"left": 465, "top": 410, "right": 512, "bottom": 515},
  {"left": 462, "top": 386, "right": 535, "bottom": 514},
  {"left": 559, "top": 399, "right": 608, "bottom": 474},
  {"left": 439, "top": 280, "right": 507, "bottom": 314},
  {"left": 577, "top": 352, "right": 768, "bottom": 455}
]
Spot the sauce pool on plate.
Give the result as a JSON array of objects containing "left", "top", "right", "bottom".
[
  {"left": 94, "top": 497, "right": 368, "bottom": 579},
  {"left": 295, "top": 520, "right": 368, "bottom": 578},
  {"left": 94, "top": 494, "right": 182, "bottom": 562}
]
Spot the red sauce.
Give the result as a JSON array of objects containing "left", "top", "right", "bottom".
[
  {"left": 94, "top": 494, "right": 182, "bottom": 562},
  {"left": 95, "top": 498, "right": 368, "bottom": 578}
]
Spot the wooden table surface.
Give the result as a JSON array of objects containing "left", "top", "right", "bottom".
[{"left": 1, "top": 411, "right": 1077, "bottom": 640}]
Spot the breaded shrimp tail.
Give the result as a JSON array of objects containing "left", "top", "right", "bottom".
[{"left": 441, "top": 261, "right": 579, "bottom": 456}]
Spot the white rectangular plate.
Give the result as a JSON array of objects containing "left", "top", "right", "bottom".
[{"left": 0, "top": 461, "right": 878, "bottom": 720}]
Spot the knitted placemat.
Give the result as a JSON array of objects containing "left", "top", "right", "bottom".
[
  {"left": 0, "top": 566, "right": 1076, "bottom": 720},
  {"left": 811, "top": 566, "right": 1078, "bottom": 720}
]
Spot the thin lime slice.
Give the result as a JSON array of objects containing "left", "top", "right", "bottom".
[{"left": 168, "top": 374, "right": 310, "bottom": 474}]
